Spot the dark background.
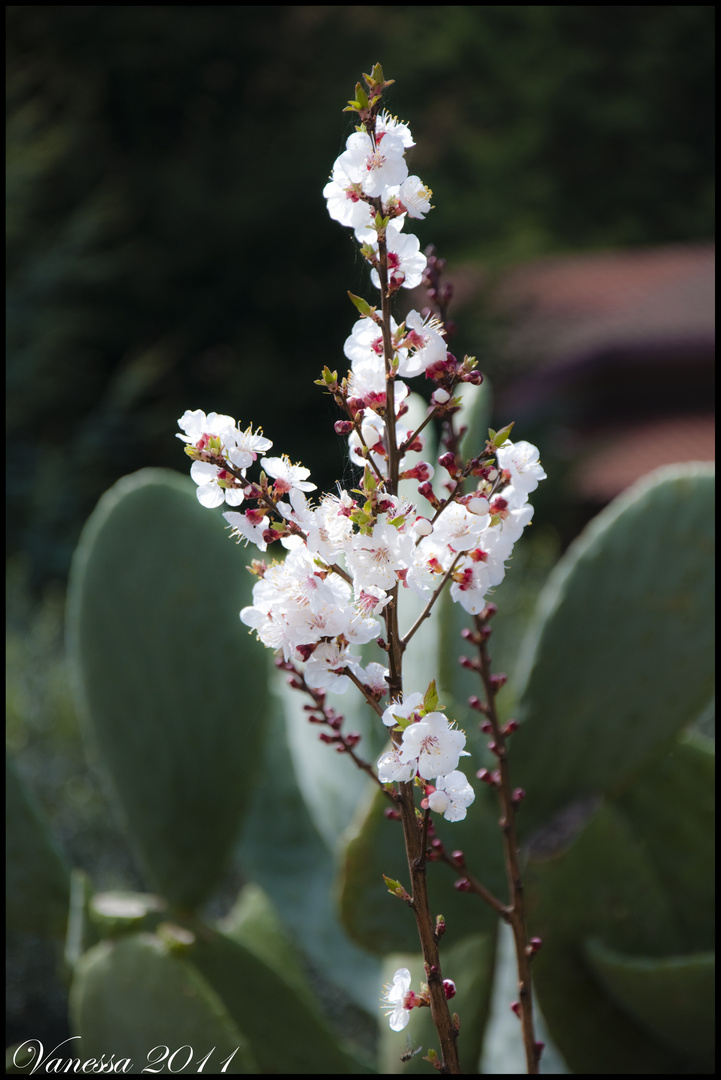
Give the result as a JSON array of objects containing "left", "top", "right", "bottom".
[
  {"left": 5, "top": 5, "right": 716, "bottom": 1056},
  {"left": 7, "top": 5, "right": 715, "bottom": 588}
]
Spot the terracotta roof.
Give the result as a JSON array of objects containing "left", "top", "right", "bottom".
[
  {"left": 572, "top": 415, "right": 715, "bottom": 502},
  {"left": 495, "top": 244, "right": 715, "bottom": 372}
]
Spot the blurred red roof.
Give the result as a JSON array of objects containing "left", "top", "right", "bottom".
[{"left": 490, "top": 244, "right": 715, "bottom": 501}]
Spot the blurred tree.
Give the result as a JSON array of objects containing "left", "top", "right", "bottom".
[{"left": 6, "top": 6, "right": 714, "bottom": 586}]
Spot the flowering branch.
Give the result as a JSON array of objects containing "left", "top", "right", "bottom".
[{"left": 175, "top": 62, "right": 547, "bottom": 1074}]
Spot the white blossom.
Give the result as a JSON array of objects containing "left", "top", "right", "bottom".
[
  {"left": 190, "top": 460, "right": 245, "bottom": 509},
  {"left": 381, "top": 968, "right": 413, "bottom": 1032},
  {"left": 382, "top": 691, "right": 424, "bottom": 729},
  {"left": 496, "top": 440, "right": 547, "bottom": 494},
  {"left": 428, "top": 771, "right": 476, "bottom": 822},
  {"left": 345, "top": 522, "right": 416, "bottom": 593},
  {"left": 399, "top": 712, "right": 470, "bottom": 781},
  {"left": 398, "top": 175, "right": 433, "bottom": 219},
  {"left": 377, "top": 746, "right": 415, "bottom": 784},
  {"left": 336, "top": 130, "right": 408, "bottom": 199},
  {"left": 370, "top": 222, "right": 427, "bottom": 291},
  {"left": 261, "top": 455, "right": 316, "bottom": 494}
]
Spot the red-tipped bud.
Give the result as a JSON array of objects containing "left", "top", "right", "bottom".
[
  {"left": 534, "top": 1043, "right": 545, "bottom": 1062},
  {"left": 418, "top": 481, "right": 440, "bottom": 508},
  {"left": 400, "top": 461, "right": 434, "bottom": 482},
  {"left": 451, "top": 850, "right": 465, "bottom": 868},
  {"left": 319, "top": 732, "right": 338, "bottom": 744},
  {"left": 480, "top": 721, "right": 493, "bottom": 734},
  {"left": 503, "top": 719, "right": 520, "bottom": 735},
  {"left": 384, "top": 807, "right": 401, "bottom": 820},
  {"left": 443, "top": 979, "right": 457, "bottom": 1000},
  {"left": 510, "top": 1001, "right": 521, "bottom": 1018},
  {"left": 489, "top": 672, "right": 507, "bottom": 692},
  {"left": 458, "top": 655, "right": 480, "bottom": 671},
  {"left": 453, "top": 878, "right": 471, "bottom": 892},
  {"left": 482, "top": 602, "right": 498, "bottom": 619},
  {"left": 527, "top": 936, "right": 543, "bottom": 956},
  {"left": 512, "top": 787, "right": 526, "bottom": 807},
  {"left": 468, "top": 695, "right": 487, "bottom": 712},
  {"left": 488, "top": 741, "right": 503, "bottom": 758},
  {"left": 334, "top": 420, "right": 354, "bottom": 435},
  {"left": 476, "top": 768, "right": 496, "bottom": 786},
  {"left": 345, "top": 732, "right": 361, "bottom": 748},
  {"left": 437, "top": 451, "right": 458, "bottom": 476}
]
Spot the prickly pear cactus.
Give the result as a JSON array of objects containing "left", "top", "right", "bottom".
[
  {"left": 514, "top": 464, "right": 715, "bottom": 1074},
  {"left": 66, "top": 468, "right": 268, "bottom": 910}
]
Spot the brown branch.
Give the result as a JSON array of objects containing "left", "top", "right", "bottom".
[
  {"left": 400, "top": 554, "right": 462, "bottom": 651},
  {"left": 473, "top": 613, "right": 540, "bottom": 1074},
  {"left": 341, "top": 665, "right": 385, "bottom": 717}
]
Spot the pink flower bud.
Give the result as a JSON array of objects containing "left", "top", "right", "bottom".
[
  {"left": 437, "top": 451, "right": 458, "bottom": 475},
  {"left": 418, "top": 481, "right": 440, "bottom": 508}
]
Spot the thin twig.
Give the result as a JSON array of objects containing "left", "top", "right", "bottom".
[
  {"left": 401, "top": 554, "right": 462, "bottom": 650},
  {"left": 473, "top": 613, "right": 540, "bottom": 1074}
]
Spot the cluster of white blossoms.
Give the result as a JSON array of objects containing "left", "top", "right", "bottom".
[{"left": 176, "top": 75, "right": 546, "bottom": 832}]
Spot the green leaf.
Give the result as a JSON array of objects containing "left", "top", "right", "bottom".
[
  {"left": 525, "top": 731, "right": 715, "bottom": 1073},
  {"left": 348, "top": 291, "right": 375, "bottom": 317},
  {"left": 377, "top": 931, "right": 497, "bottom": 1074},
  {"left": 525, "top": 803, "right": 682, "bottom": 1074},
  {"left": 236, "top": 696, "right": 382, "bottom": 1011},
  {"left": 490, "top": 421, "right": 514, "bottom": 447},
  {"left": 66, "top": 468, "right": 269, "bottom": 910},
  {"left": 422, "top": 680, "right": 440, "bottom": 714},
  {"left": 187, "top": 924, "right": 373, "bottom": 1073},
  {"left": 220, "top": 883, "right": 312, "bottom": 1004},
  {"left": 583, "top": 939, "right": 715, "bottom": 1068},
  {"left": 512, "top": 464, "right": 715, "bottom": 836},
  {"left": 612, "top": 732, "right": 714, "bottom": 953},
  {"left": 6, "top": 753, "right": 70, "bottom": 937},
  {"left": 70, "top": 932, "right": 257, "bottom": 1073}
]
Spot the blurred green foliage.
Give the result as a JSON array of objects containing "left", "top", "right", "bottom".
[{"left": 7, "top": 6, "right": 715, "bottom": 586}]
